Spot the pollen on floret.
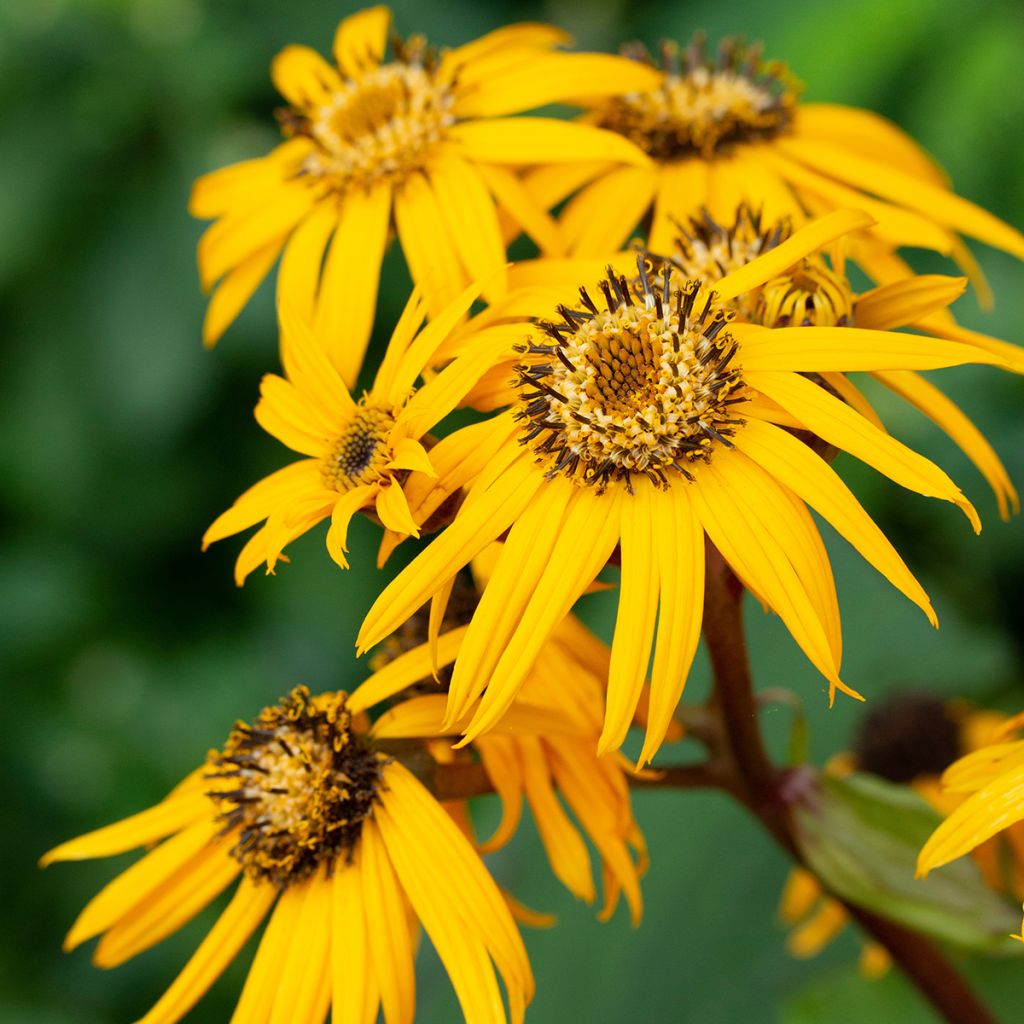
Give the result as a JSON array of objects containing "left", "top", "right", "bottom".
[{"left": 322, "top": 403, "right": 396, "bottom": 491}]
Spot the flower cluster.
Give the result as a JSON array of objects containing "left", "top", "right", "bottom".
[{"left": 44, "top": 7, "right": 1024, "bottom": 1023}]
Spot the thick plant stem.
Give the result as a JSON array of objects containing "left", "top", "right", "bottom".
[{"left": 701, "top": 548, "right": 997, "bottom": 1024}]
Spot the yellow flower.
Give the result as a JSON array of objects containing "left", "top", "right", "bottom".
[
  {"left": 356, "top": 209, "right": 1007, "bottom": 765},
  {"left": 42, "top": 686, "right": 533, "bottom": 1024},
  {"left": 531, "top": 34, "right": 1024, "bottom": 294},
  {"left": 918, "top": 710, "right": 1024, "bottom": 889},
  {"left": 353, "top": 556, "right": 649, "bottom": 923},
  {"left": 191, "top": 6, "right": 657, "bottom": 383},
  {"left": 202, "top": 280, "right": 504, "bottom": 583},
  {"left": 659, "top": 204, "right": 1021, "bottom": 519}
]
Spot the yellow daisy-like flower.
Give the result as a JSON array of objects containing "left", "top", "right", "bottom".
[
  {"left": 191, "top": 5, "right": 658, "bottom": 383},
  {"left": 353, "top": 559, "right": 649, "bottom": 923},
  {"left": 202, "top": 280, "right": 505, "bottom": 583},
  {"left": 42, "top": 686, "right": 533, "bottom": 1024},
  {"left": 918, "top": 709, "right": 1024, "bottom": 911},
  {"left": 357, "top": 209, "right": 1007, "bottom": 765},
  {"left": 660, "top": 204, "right": 1021, "bottom": 519},
  {"left": 532, "top": 34, "right": 1024, "bottom": 290}
]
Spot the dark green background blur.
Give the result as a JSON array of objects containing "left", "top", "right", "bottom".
[{"left": 3, "top": 0, "right": 1023, "bottom": 1020}]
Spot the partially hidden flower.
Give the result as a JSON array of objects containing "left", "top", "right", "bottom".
[
  {"left": 528, "top": 33, "right": 1024, "bottom": 298},
  {"left": 202, "top": 279, "right": 507, "bottom": 583},
  {"left": 41, "top": 686, "right": 533, "bottom": 1024},
  {"left": 191, "top": 5, "right": 658, "bottom": 383},
  {"left": 356, "top": 209, "right": 1008, "bottom": 766}
]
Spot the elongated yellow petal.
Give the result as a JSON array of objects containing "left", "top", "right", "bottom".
[
  {"left": 375, "top": 481, "right": 420, "bottom": 538},
  {"left": 733, "top": 418, "right": 935, "bottom": 623},
  {"left": 648, "top": 159, "right": 708, "bottom": 253},
  {"left": 357, "top": 452, "right": 542, "bottom": 652},
  {"left": 451, "top": 118, "right": 650, "bottom": 167},
  {"left": 942, "top": 741, "right": 1024, "bottom": 794},
  {"left": 602, "top": 479, "right": 659, "bottom": 755},
  {"left": 204, "top": 238, "right": 283, "bottom": 347},
  {"left": 189, "top": 143, "right": 306, "bottom": 219},
  {"left": 371, "top": 285, "right": 430, "bottom": 401},
  {"left": 876, "top": 369, "right": 1018, "bottom": 520},
  {"left": 778, "top": 136, "right": 1024, "bottom": 259},
  {"left": 271, "top": 44, "right": 343, "bottom": 108},
  {"left": 855, "top": 276, "right": 966, "bottom": 331},
  {"left": 715, "top": 209, "right": 876, "bottom": 302},
  {"left": 387, "top": 437, "right": 435, "bottom": 477},
  {"left": 748, "top": 369, "right": 980, "bottom": 531},
  {"left": 275, "top": 197, "right": 337, "bottom": 329},
  {"left": 41, "top": 792, "right": 210, "bottom": 867},
  {"left": 639, "top": 486, "right": 704, "bottom": 766},
  {"left": 914, "top": 317, "right": 1024, "bottom": 374},
  {"left": 561, "top": 165, "right": 657, "bottom": 257},
  {"left": 94, "top": 842, "right": 239, "bottom": 967},
  {"left": 278, "top": 301, "right": 355, "bottom": 422},
  {"left": 333, "top": 6, "right": 390, "bottom": 78},
  {"left": 314, "top": 181, "right": 392, "bottom": 387},
  {"left": 332, "top": 851, "right": 381, "bottom": 1024},
  {"left": 818, "top": 372, "right": 886, "bottom": 431},
  {"left": 268, "top": 873, "right": 332, "bottom": 1024},
  {"left": 136, "top": 878, "right": 275, "bottom": 1024},
  {"left": 428, "top": 157, "right": 507, "bottom": 301},
  {"left": 324, "top": 485, "right": 374, "bottom": 570},
  {"left": 254, "top": 375, "right": 331, "bottom": 455},
  {"left": 461, "top": 486, "right": 623, "bottom": 743},
  {"left": 360, "top": 819, "right": 416, "bottom": 1024},
  {"left": 475, "top": 164, "right": 565, "bottom": 256},
  {"left": 918, "top": 765, "right": 1024, "bottom": 876},
  {"left": 438, "top": 24, "right": 570, "bottom": 84},
  {"left": 476, "top": 736, "right": 524, "bottom": 853}
]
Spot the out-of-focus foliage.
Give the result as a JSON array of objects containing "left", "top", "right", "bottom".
[{"left": 1, "top": 0, "right": 1022, "bottom": 1021}]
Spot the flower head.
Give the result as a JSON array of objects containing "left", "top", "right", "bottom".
[
  {"left": 191, "top": 6, "right": 657, "bottom": 383},
  {"left": 357, "top": 210, "right": 1007, "bottom": 765},
  {"left": 42, "top": 686, "right": 533, "bottom": 1024},
  {"left": 537, "top": 32, "right": 1024, "bottom": 294}
]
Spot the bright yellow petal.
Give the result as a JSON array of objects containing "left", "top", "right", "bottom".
[
  {"left": 203, "top": 238, "right": 282, "bottom": 347},
  {"left": 332, "top": 852, "right": 381, "bottom": 1024},
  {"left": 278, "top": 302, "right": 355, "bottom": 422},
  {"left": 450, "top": 118, "right": 650, "bottom": 167},
  {"left": 733, "top": 418, "right": 936, "bottom": 624},
  {"left": 475, "top": 164, "right": 565, "bottom": 257},
  {"left": 271, "top": 44, "right": 344, "bottom": 108},
  {"left": 386, "top": 437, "right": 435, "bottom": 477},
  {"left": 371, "top": 284, "right": 430, "bottom": 401},
  {"left": 276, "top": 202, "right": 338, "bottom": 327},
  {"left": 787, "top": 899, "right": 848, "bottom": 957},
  {"left": 269, "top": 873, "right": 332, "bottom": 1024},
  {"left": 254, "top": 374, "right": 332, "bottom": 455},
  {"left": 476, "top": 736, "right": 524, "bottom": 853},
  {"left": 778, "top": 866, "right": 822, "bottom": 925},
  {"left": 747, "top": 370, "right": 980, "bottom": 531},
  {"left": 375, "top": 481, "right": 420, "bottom": 538},
  {"left": 314, "top": 181, "right": 392, "bottom": 387},
  {"left": 135, "top": 878, "right": 275, "bottom": 1024},
  {"left": 333, "top": 5, "right": 391, "bottom": 78},
  {"left": 855, "top": 275, "right": 966, "bottom": 331},
  {"left": 324, "top": 485, "right": 374, "bottom": 570},
  {"left": 560, "top": 165, "right": 657, "bottom": 257},
  {"left": 648, "top": 159, "right": 708, "bottom": 254},
  {"left": 189, "top": 143, "right": 306, "bottom": 219},
  {"left": 438, "top": 24, "right": 570, "bottom": 84}
]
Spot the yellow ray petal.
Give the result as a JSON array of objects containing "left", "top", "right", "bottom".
[
  {"left": 733, "top": 418, "right": 936, "bottom": 623},
  {"left": 61, "top": 819, "right": 219, "bottom": 952},
  {"left": 360, "top": 819, "right": 416, "bottom": 1024},
  {"left": 41, "top": 791, "right": 210, "bottom": 867},
  {"left": 371, "top": 285, "right": 430, "bottom": 401},
  {"left": 203, "top": 238, "right": 283, "bottom": 347},
  {"left": 438, "top": 24, "right": 570, "bottom": 84},
  {"left": 254, "top": 375, "right": 331, "bottom": 455},
  {"left": 394, "top": 172, "right": 466, "bottom": 318},
  {"left": 715, "top": 208, "right": 876, "bottom": 302},
  {"left": 269, "top": 873, "right": 332, "bottom": 1024},
  {"left": 639, "top": 485, "right": 704, "bottom": 766},
  {"left": 561, "top": 165, "right": 657, "bottom": 257},
  {"left": 332, "top": 850, "right": 381, "bottom": 1024},
  {"left": 602, "top": 479, "right": 659, "bottom": 755},
  {"left": 324, "top": 485, "right": 374, "bottom": 570},
  {"left": 378, "top": 762, "right": 534, "bottom": 1000},
  {"left": 450, "top": 118, "right": 650, "bottom": 167},
  {"left": 917, "top": 765, "right": 1024, "bottom": 877},
  {"left": 747, "top": 369, "right": 980, "bottom": 531},
  {"left": 875, "top": 370, "right": 1018, "bottom": 520},
  {"left": 274, "top": 198, "right": 336, "bottom": 323},
  {"left": 647, "top": 159, "right": 708, "bottom": 254},
  {"left": 333, "top": 5, "right": 390, "bottom": 78},
  {"left": 271, "top": 44, "right": 344, "bottom": 108},
  {"left": 198, "top": 185, "right": 315, "bottom": 290},
  {"left": 349, "top": 626, "right": 467, "bottom": 713},
  {"left": 704, "top": 156, "right": 751, "bottom": 225},
  {"left": 777, "top": 136, "right": 1024, "bottom": 259},
  {"left": 278, "top": 305, "right": 355, "bottom": 426},
  {"left": 387, "top": 437, "right": 435, "bottom": 477},
  {"left": 461, "top": 486, "right": 623, "bottom": 743},
  {"left": 135, "top": 877, "right": 275, "bottom": 1024},
  {"left": 313, "top": 181, "right": 392, "bottom": 388},
  {"left": 357, "top": 451, "right": 542, "bottom": 652},
  {"left": 941, "top": 741, "right": 1024, "bottom": 794},
  {"left": 778, "top": 866, "right": 822, "bottom": 925},
  {"left": 477, "top": 736, "right": 524, "bottom": 853},
  {"left": 428, "top": 158, "right": 507, "bottom": 301},
  {"left": 445, "top": 477, "right": 575, "bottom": 725},
  {"left": 728, "top": 147, "right": 805, "bottom": 225},
  {"left": 913, "top": 318, "right": 1024, "bottom": 374},
  {"left": 94, "top": 842, "right": 240, "bottom": 968},
  {"left": 855, "top": 275, "right": 966, "bottom": 331},
  {"left": 475, "top": 164, "right": 565, "bottom": 257},
  {"left": 734, "top": 322, "right": 1007, "bottom": 373},
  {"left": 818, "top": 372, "right": 886, "bottom": 431},
  {"left": 375, "top": 481, "right": 420, "bottom": 538},
  {"left": 189, "top": 143, "right": 306, "bottom": 219}
]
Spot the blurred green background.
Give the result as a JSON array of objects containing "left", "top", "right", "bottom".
[{"left": 2, "top": 0, "right": 1023, "bottom": 1020}]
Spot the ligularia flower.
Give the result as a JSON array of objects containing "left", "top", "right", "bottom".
[{"left": 191, "top": 6, "right": 658, "bottom": 383}]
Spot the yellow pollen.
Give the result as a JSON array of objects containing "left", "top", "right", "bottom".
[
  {"left": 322, "top": 404, "right": 396, "bottom": 492},
  {"left": 595, "top": 37, "right": 799, "bottom": 160},
  {"left": 297, "top": 61, "right": 455, "bottom": 190},
  {"left": 516, "top": 261, "right": 746, "bottom": 488}
]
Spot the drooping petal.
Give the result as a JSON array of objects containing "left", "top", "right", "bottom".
[
  {"left": 325, "top": 485, "right": 375, "bottom": 570},
  {"left": 204, "top": 238, "right": 284, "bottom": 347},
  {"left": 376, "top": 481, "right": 420, "bottom": 538},
  {"left": 476, "top": 736, "right": 525, "bottom": 853}
]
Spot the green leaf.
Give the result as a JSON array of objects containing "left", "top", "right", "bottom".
[{"left": 793, "top": 771, "right": 1024, "bottom": 955}]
